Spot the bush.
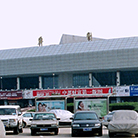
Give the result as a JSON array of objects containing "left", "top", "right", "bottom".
[
  {"left": 109, "top": 102, "right": 138, "bottom": 112},
  {"left": 27, "top": 109, "right": 35, "bottom": 112}
]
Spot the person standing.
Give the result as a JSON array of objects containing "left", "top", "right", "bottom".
[{"left": 38, "top": 36, "right": 43, "bottom": 46}]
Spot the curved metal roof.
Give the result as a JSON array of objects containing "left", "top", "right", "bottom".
[{"left": 0, "top": 37, "right": 138, "bottom": 60}]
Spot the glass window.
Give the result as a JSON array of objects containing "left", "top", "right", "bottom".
[
  {"left": 120, "top": 71, "right": 138, "bottom": 85},
  {"left": 2, "top": 78, "right": 17, "bottom": 90},
  {"left": 92, "top": 72, "right": 116, "bottom": 87},
  {"left": 23, "top": 113, "right": 32, "bottom": 117},
  {"left": 74, "top": 113, "right": 98, "bottom": 120},
  {"left": 20, "top": 76, "right": 39, "bottom": 89},
  {"left": 0, "top": 108, "right": 16, "bottom": 115},
  {"left": 42, "top": 75, "right": 58, "bottom": 89},
  {"left": 73, "top": 74, "right": 89, "bottom": 87}
]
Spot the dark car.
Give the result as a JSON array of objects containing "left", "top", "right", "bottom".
[{"left": 71, "top": 111, "right": 102, "bottom": 137}]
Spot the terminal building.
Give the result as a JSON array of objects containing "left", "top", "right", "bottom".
[{"left": 0, "top": 34, "right": 138, "bottom": 106}]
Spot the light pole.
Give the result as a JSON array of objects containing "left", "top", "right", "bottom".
[{"left": 0, "top": 77, "right": 2, "bottom": 90}]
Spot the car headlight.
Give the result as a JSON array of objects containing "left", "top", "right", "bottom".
[
  {"left": 72, "top": 124, "right": 80, "bottom": 127},
  {"left": 31, "top": 124, "right": 37, "bottom": 127},
  {"left": 9, "top": 119, "right": 16, "bottom": 123},
  {"left": 95, "top": 123, "right": 101, "bottom": 127}
]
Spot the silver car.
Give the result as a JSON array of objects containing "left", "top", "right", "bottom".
[
  {"left": 30, "top": 112, "right": 59, "bottom": 135},
  {"left": 108, "top": 110, "right": 138, "bottom": 137}
]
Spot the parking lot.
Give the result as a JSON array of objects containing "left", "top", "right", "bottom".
[{"left": 5, "top": 127, "right": 137, "bottom": 138}]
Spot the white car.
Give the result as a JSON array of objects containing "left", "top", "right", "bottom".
[
  {"left": 0, "top": 105, "right": 23, "bottom": 134},
  {"left": 0, "top": 119, "right": 5, "bottom": 138},
  {"left": 21, "top": 112, "right": 35, "bottom": 128},
  {"left": 108, "top": 110, "right": 138, "bottom": 137},
  {"left": 49, "top": 109, "right": 74, "bottom": 126}
]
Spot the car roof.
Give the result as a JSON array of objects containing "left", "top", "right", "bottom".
[
  {"left": 22, "top": 112, "right": 35, "bottom": 114},
  {"left": 35, "top": 112, "right": 55, "bottom": 114},
  {"left": 49, "top": 109, "right": 70, "bottom": 112},
  {"left": 114, "top": 110, "right": 136, "bottom": 113},
  {"left": 0, "top": 105, "right": 20, "bottom": 109},
  {"left": 75, "top": 111, "right": 97, "bottom": 114}
]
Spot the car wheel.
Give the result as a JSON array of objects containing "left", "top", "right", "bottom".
[
  {"left": 23, "top": 122, "right": 26, "bottom": 128},
  {"left": 135, "top": 133, "right": 138, "bottom": 137},
  {"left": 54, "top": 128, "right": 59, "bottom": 135},
  {"left": 13, "top": 126, "right": 19, "bottom": 134},
  {"left": 71, "top": 129, "right": 76, "bottom": 137},
  {"left": 31, "top": 130, "right": 36, "bottom": 136},
  {"left": 19, "top": 128, "right": 23, "bottom": 133},
  {"left": 109, "top": 131, "right": 115, "bottom": 137}
]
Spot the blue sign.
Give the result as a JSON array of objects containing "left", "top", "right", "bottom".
[
  {"left": 36, "top": 100, "right": 65, "bottom": 112},
  {"left": 130, "top": 86, "right": 138, "bottom": 96}
]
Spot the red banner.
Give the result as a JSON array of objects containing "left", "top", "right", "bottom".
[
  {"left": 33, "top": 87, "right": 112, "bottom": 97},
  {"left": 0, "top": 91, "right": 23, "bottom": 100}
]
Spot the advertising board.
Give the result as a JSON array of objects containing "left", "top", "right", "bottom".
[
  {"left": 33, "top": 87, "right": 112, "bottom": 97},
  {"left": 22, "top": 90, "right": 33, "bottom": 99},
  {"left": 113, "top": 86, "right": 130, "bottom": 96},
  {"left": 36, "top": 100, "right": 65, "bottom": 112},
  {"left": 75, "top": 99, "right": 107, "bottom": 117},
  {"left": 130, "top": 86, "right": 138, "bottom": 96},
  {"left": 0, "top": 91, "right": 23, "bottom": 100}
]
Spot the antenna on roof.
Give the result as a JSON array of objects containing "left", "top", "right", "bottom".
[{"left": 87, "top": 32, "right": 92, "bottom": 41}]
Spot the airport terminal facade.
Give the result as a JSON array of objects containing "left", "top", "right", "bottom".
[{"left": 1, "top": 34, "right": 138, "bottom": 107}]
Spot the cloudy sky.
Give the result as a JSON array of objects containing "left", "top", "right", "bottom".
[{"left": 0, "top": 0, "right": 138, "bottom": 50}]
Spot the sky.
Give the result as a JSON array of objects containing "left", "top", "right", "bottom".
[{"left": 0, "top": 0, "right": 138, "bottom": 50}]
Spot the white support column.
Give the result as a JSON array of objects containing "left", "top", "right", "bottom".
[
  {"left": 116, "top": 71, "right": 120, "bottom": 86},
  {"left": 89, "top": 73, "right": 92, "bottom": 87},
  {"left": 17, "top": 77, "right": 20, "bottom": 90},
  {"left": 39, "top": 76, "right": 42, "bottom": 89}
]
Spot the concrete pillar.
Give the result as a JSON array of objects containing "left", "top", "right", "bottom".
[
  {"left": 17, "top": 77, "right": 20, "bottom": 90},
  {"left": 89, "top": 73, "right": 92, "bottom": 87},
  {"left": 116, "top": 71, "right": 120, "bottom": 86},
  {"left": 39, "top": 76, "right": 42, "bottom": 89}
]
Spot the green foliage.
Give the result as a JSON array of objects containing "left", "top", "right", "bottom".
[
  {"left": 109, "top": 102, "right": 138, "bottom": 112},
  {"left": 27, "top": 109, "right": 35, "bottom": 112},
  {"left": 67, "top": 103, "right": 74, "bottom": 106}
]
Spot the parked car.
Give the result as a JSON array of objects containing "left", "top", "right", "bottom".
[
  {"left": 71, "top": 111, "right": 102, "bottom": 137},
  {"left": 102, "top": 111, "right": 117, "bottom": 127},
  {"left": 21, "top": 112, "right": 35, "bottom": 128},
  {"left": 0, "top": 105, "right": 23, "bottom": 134},
  {"left": 108, "top": 110, "right": 138, "bottom": 137},
  {"left": 0, "top": 119, "right": 5, "bottom": 138},
  {"left": 30, "top": 112, "right": 59, "bottom": 135},
  {"left": 49, "top": 109, "right": 74, "bottom": 125}
]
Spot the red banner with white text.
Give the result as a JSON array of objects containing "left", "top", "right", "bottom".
[{"left": 33, "top": 87, "right": 112, "bottom": 97}]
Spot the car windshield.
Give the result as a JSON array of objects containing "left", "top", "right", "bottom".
[
  {"left": 23, "top": 113, "right": 34, "bottom": 117},
  {"left": 33, "top": 113, "right": 56, "bottom": 120},
  {"left": 74, "top": 113, "right": 98, "bottom": 120},
  {"left": 0, "top": 108, "right": 16, "bottom": 115}
]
